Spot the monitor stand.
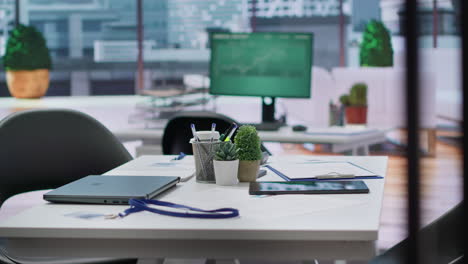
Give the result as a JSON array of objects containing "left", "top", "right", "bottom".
[{"left": 250, "top": 97, "right": 285, "bottom": 131}]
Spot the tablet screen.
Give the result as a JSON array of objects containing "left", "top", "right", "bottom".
[{"left": 249, "top": 180, "right": 369, "bottom": 195}]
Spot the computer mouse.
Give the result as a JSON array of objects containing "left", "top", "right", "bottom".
[{"left": 292, "top": 125, "right": 307, "bottom": 132}]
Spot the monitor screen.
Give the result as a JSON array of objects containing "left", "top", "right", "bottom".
[{"left": 209, "top": 32, "right": 313, "bottom": 99}]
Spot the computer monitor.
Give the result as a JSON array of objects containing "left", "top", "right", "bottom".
[{"left": 209, "top": 32, "right": 313, "bottom": 130}]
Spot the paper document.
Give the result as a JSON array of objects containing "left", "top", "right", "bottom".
[
  {"left": 269, "top": 161, "right": 376, "bottom": 180},
  {"left": 107, "top": 155, "right": 195, "bottom": 181}
]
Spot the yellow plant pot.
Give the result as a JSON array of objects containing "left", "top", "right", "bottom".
[
  {"left": 6, "top": 69, "right": 50, "bottom": 98},
  {"left": 238, "top": 160, "right": 260, "bottom": 182}
]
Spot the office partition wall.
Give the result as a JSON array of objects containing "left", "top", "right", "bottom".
[
  {"left": 405, "top": 0, "right": 466, "bottom": 263},
  {"left": 461, "top": 0, "right": 467, "bottom": 262},
  {"left": 405, "top": 0, "right": 421, "bottom": 263}
]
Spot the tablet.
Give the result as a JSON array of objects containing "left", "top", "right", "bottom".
[{"left": 249, "top": 180, "right": 369, "bottom": 195}]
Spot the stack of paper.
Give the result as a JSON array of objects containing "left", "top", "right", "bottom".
[{"left": 266, "top": 161, "right": 380, "bottom": 180}]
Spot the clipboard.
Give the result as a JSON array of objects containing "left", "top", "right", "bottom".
[{"left": 265, "top": 161, "right": 383, "bottom": 181}]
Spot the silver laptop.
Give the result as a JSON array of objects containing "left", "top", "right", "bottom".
[{"left": 43, "top": 175, "right": 180, "bottom": 204}]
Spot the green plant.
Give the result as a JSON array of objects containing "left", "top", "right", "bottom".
[
  {"left": 3, "top": 24, "right": 52, "bottom": 71},
  {"left": 339, "top": 94, "right": 350, "bottom": 106},
  {"left": 214, "top": 141, "right": 238, "bottom": 161},
  {"left": 349, "top": 83, "right": 367, "bottom": 106},
  {"left": 339, "top": 83, "right": 367, "bottom": 107},
  {"left": 234, "top": 125, "right": 262, "bottom": 161},
  {"left": 360, "top": 20, "right": 393, "bottom": 67}
]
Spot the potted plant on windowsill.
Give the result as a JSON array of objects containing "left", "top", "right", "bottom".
[
  {"left": 360, "top": 20, "right": 393, "bottom": 67},
  {"left": 339, "top": 83, "right": 368, "bottom": 125},
  {"left": 234, "top": 125, "right": 262, "bottom": 182},
  {"left": 3, "top": 24, "right": 52, "bottom": 98},
  {"left": 213, "top": 141, "right": 239, "bottom": 186}
]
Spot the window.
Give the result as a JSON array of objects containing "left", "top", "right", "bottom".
[{"left": 83, "top": 20, "right": 101, "bottom": 32}]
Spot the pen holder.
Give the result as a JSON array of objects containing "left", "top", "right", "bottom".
[{"left": 191, "top": 139, "right": 221, "bottom": 183}]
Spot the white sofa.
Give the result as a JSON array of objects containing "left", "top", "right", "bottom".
[
  {"left": 279, "top": 66, "right": 336, "bottom": 127},
  {"left": 280, "top": 65, "right": 439, "bottom": 154},
  {"left": 331, "top": 67, "right": 437, "bottom": 129},
  {"left": 395, "top": 48, "right": 462, "bottom": 124},
  {"left": 280, "top": 66, "right": 437, "bottom": 130}
]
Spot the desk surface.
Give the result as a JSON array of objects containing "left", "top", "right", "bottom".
[
  {"left": 0, "top": 96, "right": 391, "bottom": 156},
  {"left": 115, "top": 126, "right": 390, "bottom": 144},
  {"left": 0, "top": 155, "right": 388, "bottom": 260},
  {"left": 115, "top": 126, "right": 391, "bottom": 156}
]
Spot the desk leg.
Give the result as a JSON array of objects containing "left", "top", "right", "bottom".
[
  {"left": 360, "top": 145, "right": 369, "bottom": 156},
  {"left": 351, "top": 146, "right": 369, "bottom": 156},
  {"left": 426, "top": 128, "right": 436, "bottom": 157}
]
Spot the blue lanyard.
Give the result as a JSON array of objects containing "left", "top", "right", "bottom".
[{"left": 117, "top": 199, "right": 239, "bottom": 219}]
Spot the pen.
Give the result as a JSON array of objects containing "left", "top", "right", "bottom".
[
  {"left": 315, "top": 173, "right": 355, "bottom": 179},
  {"left": 210, "top": 123, "right": 216, "bottom": 142},
  {"left": 171, "top": 152, "right": 186, "bottom": 161},
  {"left": 220, "top": 122, "right": 237, "bottom": 141},
  {"left": 190, "top": 123, "right": 199, "bottom": 142},
  {"left": 257, "top": 169, "right": 267, "bottom": 178},
  {"left": 224, "top": 124, "right": 238, "bottom": 142}
]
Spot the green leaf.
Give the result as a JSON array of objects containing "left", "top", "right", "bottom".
[
  {"left": 214, "top": 141, "right": 238, "bottom": 161},
  {"left": 3, "top": 24, "right": 52, "bottom": 70},
  {"left": 360, "top": 20, "right": 393, "bottom": 67},
  {"left": 234, "top": 125, "right": 262, "bottom": 161}
]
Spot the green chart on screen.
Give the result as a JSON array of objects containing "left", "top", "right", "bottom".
[{"left": 210, "top": 32, "right": 313, "bottom": 99}]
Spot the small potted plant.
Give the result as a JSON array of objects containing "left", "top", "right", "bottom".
[
  {"left": 213, "top": 141, "right": 239, "bottom": 186},
  {"left": 339, "top": 83, "right": 368, "bottom": 125},
  {"left": 360, "top": 20, "right": 393, "bottom": 67},
  {"left": 3, "top": 24, "right": 52, "bottom": 98},
  {"left": 234, "top": 125, "right": 262, "bottom": 182}
]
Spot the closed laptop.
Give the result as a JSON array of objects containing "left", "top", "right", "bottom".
[{"left": 43, "top": 175, "right": 180, "bottom": 204}]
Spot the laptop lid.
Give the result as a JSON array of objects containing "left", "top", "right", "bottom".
[{"left": 43, "top": 175, "right": 180, "bottom": 204}]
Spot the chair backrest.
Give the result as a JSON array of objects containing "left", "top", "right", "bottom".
[
  {"left": 162, "top": 111, "right": 238, "bottom": 155},
  {"left": 0, "top": 109, "right": 132, "bottom": 206},
  {"left": 369, "top": 202, "right": 463, "bottom": 264}
]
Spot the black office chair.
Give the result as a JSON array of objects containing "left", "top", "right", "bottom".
[
  {"left": 369, "top": 202, "right": 463, "bottom": 264},
  {"left": 0, "top": 109, "right": 136, "bottom": 264},
  {"left": 162, "top": 111, "right": 271, "bottom": 155},
  {"left": 0, "top": 108, "right": 133, "bottom": 206}
]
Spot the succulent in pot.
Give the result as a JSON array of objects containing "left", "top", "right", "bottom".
[
  {"left": 339, "top": 83, "right": 368, "bottom": 125},
  {"left": 214, "top": 141, "right": 238, "bottom": 162},
  {"left": 213, "top": 141, "right": 239, "bottom": 186}
]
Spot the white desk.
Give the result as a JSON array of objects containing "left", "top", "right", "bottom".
[
  {"left": 0, "top": 96, "right": 390, "bottom": 156},
  {"left": 114, "top": 127, "right": 390, "bottom": 156},
  {"left": 0, "top": 155, "right": 388, "bottom": 261}
]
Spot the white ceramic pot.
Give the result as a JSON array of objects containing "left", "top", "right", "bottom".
[{"left": 213, "top": 159, "right": 239, "bottom": 186}]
